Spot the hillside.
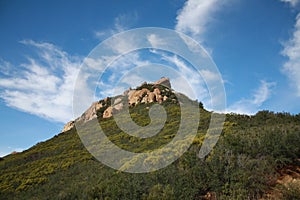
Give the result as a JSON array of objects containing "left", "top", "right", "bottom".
[{"left": 1, "top": 79, "right": 300, "bottom": 199}]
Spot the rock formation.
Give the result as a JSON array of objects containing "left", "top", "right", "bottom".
[
  {"left": 62, "top": 120, "right": 75, "bottom": 132},
  {"left": 154, "top": 77, "right": 171, "bottom": 88},
  {"left": 103, "top": 106, "right": 113, "bottom": 118},
  {"left": 61, "top": 77, "right": 175, "bottom": 132},
  {"left": 78, "top": 101, "right": 103, "bottom": 122}
]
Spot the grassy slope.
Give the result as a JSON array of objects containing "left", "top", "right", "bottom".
[{"left": 0, "top": 103, "right": 300, "bottom": 199}]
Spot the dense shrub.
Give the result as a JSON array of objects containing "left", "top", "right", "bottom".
[{"left": 0, "top": 102, "right": 299, "bottom": 199}]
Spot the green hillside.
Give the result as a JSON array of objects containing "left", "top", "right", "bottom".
[{"left": 1, "top": 95, "right": 300, "bottom": 199}]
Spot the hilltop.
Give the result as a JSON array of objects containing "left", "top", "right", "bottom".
[
  {"left": 62, "top": 77, "right": 177, "bottom": 132},
  {"left": 0, "top": 78, "right": 300, "bottom": 199}
]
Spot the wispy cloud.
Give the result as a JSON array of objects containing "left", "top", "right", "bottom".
[
  {"left": 114, "top": 12, "right": 138, "bottom": 32},
  {"left": 94, "top": 12, "right": 138, "bottom": 40},
  {"left": 0, "top": 59, "right": 15, "bottom": 76},
  {"left": 159, "top": 53, "right": 214, "bottom": 105},
  {"left": 280, "top": 0, "right": 300, "bottom": 7},
  {"left": 94, "top": 52, "right": 151, "bottom": 98},
  {"left": 227, "top": 80, "right": 276, "bottom": 114},
  {"left": 0, "top": 40, "right": 81, "bottom": 123},
  {"left": 281, "top": 13, "right": 300, "bottom": 96},
  {"left": 175, "top": 0, "right": 227, "bottom": 41},
  {"left": 147, "top": 34, "right": 166, "bottom": 48}
]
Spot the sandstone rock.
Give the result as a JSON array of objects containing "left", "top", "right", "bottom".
[
  {"left": 163, "top": 96, "right": 168, "bottom": 101},
  {"left": 103, "top": 106, "right": 113, "bottom": 118},
  {"left": 141, "top": 95, "right": 149, "bottom": 104},
  {"left": 148, "top": 92, "right": 155, "bottom": 103},
  {"left": 153, "top": 88, "right": 161, "bottom": 95},
  {"left": 153, "top": 88, "right": 162, "bottom": 103},
  {"left": 67, "top": 77, "right": 174, "bottom": 124},
  {"left": 62, "top": 120, "right": 75, "bottom": 132},
  {"left": 113, "top": 102, "right": 123, "bottom": 111},
  {"left": 127, "top": 89, "right": 136, "bottom": 98},
  {"left": 79, "top": 101, "right": 103, "bottom": 122},
  {"left": 157, "top": 94, "right": 163, "bottom": 103},
  {"left": 102, "top": 98, "right": 124, "bottom": 119},
  {"left": 114, "top": 97, "right": 122, "bottom": 105},
  {"left": 126, "top": 86, "right": 169, "bottom": 105},
  {"left": 95, "top": 102, "right": 103, "bottom": 110},
  {"left": 139, "top": 88, "right": 150, "bottom": 96},
  {"left": 154, "top": 77, "right": 171, "bottom": 88},
  {"left": 128, "top": 88, "right": 151, "bottom": 106}
]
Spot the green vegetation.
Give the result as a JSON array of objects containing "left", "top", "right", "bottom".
[{"left": 1, "top": 93, "right": 300, "bottom": 199}]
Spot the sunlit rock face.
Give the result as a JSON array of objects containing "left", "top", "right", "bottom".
[{"left": 61, "top": 77, "right": 174, "bottom": 132}]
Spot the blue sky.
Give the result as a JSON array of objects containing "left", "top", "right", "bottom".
[{"left": 1, "top": 0, "right": 300, "bottom": 157}]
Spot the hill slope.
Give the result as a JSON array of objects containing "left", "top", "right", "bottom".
[{"left": 1, "top": 81, "right": 300, "bottom": 199}]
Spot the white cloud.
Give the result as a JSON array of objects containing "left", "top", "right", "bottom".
[
  {"left": 281, "top": 14, "right": 300, "bottom": 96},
  {"left": 280, "top": 0, "right": 300, "bottom": 7},
  {"left": 227, "top": 80, "right": 276, "bottom": 115},
  {"left": 175, "top": 0, "right": 225, "bottom": 41},
  {"left": 120, "top": 74, "right": 147, "bottom": 87},
  {"left": 0, "top": 40, "right": 81, "bottom": 123},
  {"left": 0, "top": 59, "right": 15, "bottom": 76},
  {"left": 252, "top": 81, "right": 276, "bottom": 105},
  {"left": 93, "top": 52, "right": 151, "bottom": 99},
  {"left": 94, "top": 12, "right": 138, "bottom": 40},
  {"left": 108, "top": 52, "right": 151, "bottom": 75},
  {"left": 114, "top": 12, "right": 138, "bottom": 32},
  {"left": 107, "top": 35, "right": 139, "bottom": 55},
  {"left": 160, "top": 54, "right": 210, "bottom": 102},
  {"left": 200, "top": 69, "right": 221, "bottom": 83},
  {"left": 147, "top": 34, "right": 166, "bottom": 48}
]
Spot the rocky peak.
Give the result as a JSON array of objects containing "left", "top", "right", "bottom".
[
  {"left": 61, "top": 77, "right": 176, "bottom": 132},
  {"left": 154, "top": 77, "right": 171, "bottom": 88}
]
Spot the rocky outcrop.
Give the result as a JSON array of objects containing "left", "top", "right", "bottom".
[
  {"left": 61, "top": 77, "right": 176, "bottom": 132},
  {"left": 128, "top": 88, "right": 150, "bottom": 106},
  {"left": 102, "top": 97, "right": 124, "bottom": 118},
  {"left": 113, "top": 98, "right": 124, "bottom": 111},
  {"left": 61, "top": 100, "right": 107, "bottom": 132},
  {"left": 127, "top": 87, "right": 166, "bottom": 106},
  {"left": 153, "top": 88, "right": 163, "bottom": 103},
  {"left": 78, "top": 101, "right": 104, "bottom": 122},
  {"left": 163, "top": 96, "right": 168, "bottom": 101},
  {"left": 154, "top": 77, "right": 171, "bottom": 88},
  {"left": 103, "top": 106, "right": 113, "bottom": 118},
  {"left": 62, "top": 120, "right": 75, "bottom": 132}
]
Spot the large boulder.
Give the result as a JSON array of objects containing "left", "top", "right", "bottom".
[
  {"left": 103, "top": 106, "right": 113, "bottom": 118},
  {"left": 154, "top": 77, "right": 171, "bottom": 88},
  {"left": 128, "top": 88, "right": 151, "bottom": 106}
]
